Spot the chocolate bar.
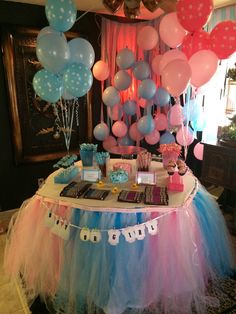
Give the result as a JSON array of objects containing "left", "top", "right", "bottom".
[
  {"left": 118, "top": 190, "right": 144, "bottom": 203},
  {"left": 144, "top": 186, "right": 168, "bottom": 205},
  {"left": 60, "top": 181, "right": 92, "bottom": 198},
  {"left": 83, "top": 188, "right": 110, "bottom": 200}
]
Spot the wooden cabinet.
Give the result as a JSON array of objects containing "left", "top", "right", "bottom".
[{"left": 201, "top": 142, "right": 236, "bottom": 192}]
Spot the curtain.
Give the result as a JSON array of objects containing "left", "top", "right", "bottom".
[
  {"left": 100, "top": 16, "right": 166, "bottom": 125},
  {"left": 100, "top": 6, "right": 236, "bottom": 146}
]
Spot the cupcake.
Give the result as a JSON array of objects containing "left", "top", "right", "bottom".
[
  {"left": 176, "top": 159, "right": 185, "bottom": 168},
  {"left": 178, "top": 165, "right": 187, "bottom": 176},
  {"left": 167, "top": 165, "right": 175, "bottom": 176},
  {"left": 167, "top": 160, "right": 176, "bottom": 175}
]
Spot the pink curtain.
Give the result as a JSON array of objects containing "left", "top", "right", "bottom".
[{"left": 100, "top": 17, "right": 164, "bottom": 124}]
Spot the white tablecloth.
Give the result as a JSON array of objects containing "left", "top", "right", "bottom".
[{"left": 37, "top": 159, "right": 197, "bottom": 213}]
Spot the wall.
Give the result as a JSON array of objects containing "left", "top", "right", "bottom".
[{"left": 0, "top": 1, "right": 101, "bottom": 210}]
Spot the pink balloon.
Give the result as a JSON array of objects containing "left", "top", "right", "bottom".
[
  {"left": 151, "top": 54, "right": 162, "bottom": 76},
  {"left": 137, "top": 26, "right": 159, "bottom": 50},
  {"left": 92, "top": 60, "right": 110, "bottom": 81},
  {"left": 154, "top": 113, "right": 168, "bottom": 131},
  {"left": 129, "top": 122, "right": 144, "bottom": 141},
  {"left": 159, "top": 49, "right": 187, "bottom": 75},
  {"left": 159, "top": 12, "right": 187, "bottom": 48},
  {"left": 103, "top": 135, "right": 117, "bottom": 151},
  {"left": 193, "top": 142, "right": 204, "bottom": 160},
  {"left": 138, "top": 98, "right": 147, "bottom": 109},
  {"left": 112, "top": 121, "right": 128, "bottom": 137},
  {"left": 169, "top": 104, "right": 184, "bottom": 126},
  {"left": 182, "top": 30, "right": 211, "bottom": 59},
  {"left": 189, "top": 50, "right": 218, "bottom": 88},
  {"left": 210, "top": 20, "right": 236, "bottom": 60},
  {"left": 161, "top": 59, "right": 192, "bottom": 97},
  {"left": 177, "top": 0, "right": 214, "bottom": 32},
  {"left": 145, "top": 129, "right": 160, "bottom": 145},
  {"left": 176, "top": 126, "right": 194, "bottom": 146}
]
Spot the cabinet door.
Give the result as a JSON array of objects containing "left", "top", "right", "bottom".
[
  {"left": 206, "top": 153, "right": 228, "bottom": 184},
  {"left": 201, "top": 144, "right": 236, "bottom": 191}
]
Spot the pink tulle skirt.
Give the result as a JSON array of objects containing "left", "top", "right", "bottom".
[{"left": 4, "top": 185, "right": 235, "bottom": 314}]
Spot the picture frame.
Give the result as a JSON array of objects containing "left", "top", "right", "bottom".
[
  {"left": 136, "top": 171, "right": 156, "bottom": 185},
  {"left": 1, "top": 25, "right": 93, "bottom": 164}
]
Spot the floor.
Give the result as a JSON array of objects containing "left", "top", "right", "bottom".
[
  {"left": 0, "top": 186, "right": 236, "bottom": 314},
  {"left": 0, "top": 233, "right": 31, "bottom": 314}
]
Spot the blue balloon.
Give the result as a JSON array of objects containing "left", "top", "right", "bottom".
[
  {"left": 154, "top": 87, "right": 170, "bottom": 107},
  {"left": 116, "top": 48, "right": 135, "bottom": 70},
  {"left": 138, "top": 79, "right": 156, "bottom": 100},
  {"left": 123, "top": 100, "right": 137, "bottom": 116},
  {"left": 137, "top": 115, "right": 155, "bottom": 135},
  {"left": 114, "top": 70, "right": 131, "bottom": 91},
  {"left": 102, "top": 86, "right": 120, "bottom": 107},
  {"left": 45, "top": 0, "right": 77, "bottom": 32},
  {"left": 36, "top": 33, "right": 70, "bottom": 74},
  {"left": 33, "top": 69, "right": 63, "bottom": 103},
  {"left": 68, "top": 38, "right": 95, "bottom": 69},
  {"left": 133, "top": 61, "right": 150, "bottom": 80},
  {"left": 192, "top": 118, "right": 206, "bottom": 131},
  {"left": 62, "top": 88, "right": 74, "bottom": 100},
  {"left": 118, "top": 135, "right": 134, "bottom": 146},
  {"left": 93, "top": 122, "right": 109, "bottom": 141},
  {"left": 63, "top": 63, "right": 93, "bottom": 97},
  {"left": 159, "top": 131, "right": 176, "bottom": 144},
  {"left": 37, "top": 26, "right": 66, "bottom": 42}
]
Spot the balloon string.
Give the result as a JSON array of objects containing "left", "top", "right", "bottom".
[
  {"left": 58, "top": 99, "right": 75, "bottom": 154},
  {"left": 75, "top": 4, "right": 100, "bottom": 23},
  {"left": 75, "top": 11, "right": 89, "bottom": 22},
  {"left": 59, "top": 100, "right": 68, "bottom": 153},
  {"left": 67, "top": 100, "right": 75, "bottom": 152},
  {"left": 100, "top": 80, "right": 104, "bottom": 122}
]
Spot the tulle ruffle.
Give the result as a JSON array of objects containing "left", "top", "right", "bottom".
[
  {"left": 4, "top": 185, "right": 236, "bottom": 314},
  {"left": 193, "top": 185, "right": 235, "bottom": 277},
  {"left": 4, "top": 196, "right": 71, "bottom": 299}
]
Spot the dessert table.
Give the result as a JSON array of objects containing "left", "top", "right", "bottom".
[{"left": 4, "top": 159, "right": 236, "bottom": 314}]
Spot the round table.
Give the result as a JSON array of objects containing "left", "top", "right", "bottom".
[{"left": 4, "top": 160, "right": 236, "bottom": 314}]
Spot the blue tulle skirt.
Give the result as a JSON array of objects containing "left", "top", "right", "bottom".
[{"left": 53, "top": 185, "right": 235, "bottom": 314}]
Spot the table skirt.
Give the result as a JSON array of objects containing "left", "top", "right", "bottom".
[{"left": 4, "top": 185, "right": 235, "bottom": 314}]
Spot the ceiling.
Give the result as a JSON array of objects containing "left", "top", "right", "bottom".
[{"left": 5, "top": 0, "right": 236, "bottom": 20}]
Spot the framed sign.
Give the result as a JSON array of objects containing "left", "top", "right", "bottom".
[
  {"left": 136, "top": 171, "right": 156, "bottom": 185},
  {"left": 1, "top": 25, "right": 93, "bottom": 164}
]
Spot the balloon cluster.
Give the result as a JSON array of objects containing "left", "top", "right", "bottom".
[
  {"left": 95, "top": 0, "right": 235, "bottom": 161},
  {"left": 32, "top": 0, "right": 96, "bottom": 153},
  {"left": 33, "top": 0, "right": 95, "bottom": 103}
]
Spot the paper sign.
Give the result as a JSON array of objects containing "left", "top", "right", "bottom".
[
  {"left": 82, "top": 169, "right": 101, "bottom": 182},
  {"left": 136, "top": 171, "right": 156, "bottom": 185}
]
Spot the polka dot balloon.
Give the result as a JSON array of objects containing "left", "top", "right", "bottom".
[
  {"left": 45, "top": 0, "right": 77, "bottom": 32},
  {"left": 182, "top": 30, "right": 211, "bottom": 59},
  {"left": 210, "top": 20, "right": 236, "bottom": 60},
  {"left": 63, "top": 63, "right": 93, "bottom": 98},
  {"left": 33, "top": 69, "right": 63, "bottom": 103},
  {"left": 176, "top": 0, "right": 214, "bottom": 33}
]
